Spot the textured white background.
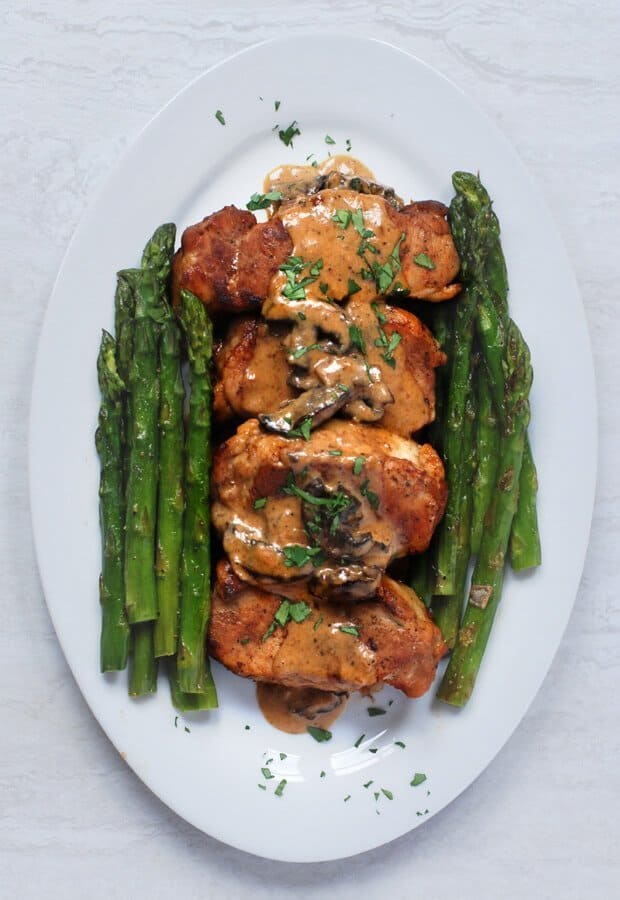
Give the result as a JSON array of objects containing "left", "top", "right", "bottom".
[{"left": 2, "top": 2, "right": 619, "bottom": 897}]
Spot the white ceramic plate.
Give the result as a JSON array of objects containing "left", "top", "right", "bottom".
[{"left": 29, "top": 36, "right": 596, "bottom": 862}]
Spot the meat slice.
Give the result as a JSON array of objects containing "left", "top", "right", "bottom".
[
  {"left": 171, "top": 205, "right": 292, "bottom": 315},
  {"left": 213, "top": 303, "right": 446, "bottom": 436},
  {"left": 211, "top": 418, "right": 447, "bottom": 601},
  {"left": 209, "top": 560, "right": 447, "bottom": 699}
]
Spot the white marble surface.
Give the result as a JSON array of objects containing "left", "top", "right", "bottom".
[{"left": 2, "top": 2, "right": 618, "bottom": 897}]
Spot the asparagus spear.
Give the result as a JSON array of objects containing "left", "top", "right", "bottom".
[
  {"left": 438, "top": 321, "right": 532, "bottom": 705},
  {"left": 129, "top": 622, "right": 158, "bottom": 696},
  {"left": 168, "top": 658, "right": 218, "bottom": 711},
  {"left": 123, "top": 270, "right": 161, "bottom": 624},
  {"left": 95, "top": 332, "right": 131, "bottom": 671},
  {"left": 433, "top": 283, "right": 477, "bottom": 596},
  {"left": 153, "top": 307, "right": 185, "bottom": 657},
  {"left": 409, "top": 553, "right": 432, "bottom": 608},
  {"left": 176, "top": 290, "right": 218, "bottom": 702},
  {"left": 509, "top": 435, "right": 541, "bottom": 570},
  {"left": 433, "top": 381, "right": 476, "bottom": 646},
  {"left": 470, "top": 364, "right": 500, "bottom": 555}
]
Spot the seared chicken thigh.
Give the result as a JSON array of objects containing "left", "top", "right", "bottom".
[
  {"left": 211, "top": 419, "right": 447, "bottom": 601},
  {"left": 209, "top": 560, "right": 447, "bottom": 698}
]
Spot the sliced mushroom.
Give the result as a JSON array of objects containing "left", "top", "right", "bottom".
[{"left": 259, "top": 384, "right": 352, "bottom": 435}]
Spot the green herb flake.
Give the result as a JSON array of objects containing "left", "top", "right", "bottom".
[
  {"left": 261, "top": 767, "right": 274, "bottom": 780},
  {"left": 328, "top": 449, "right": 343, "bottom": 456},
  {"left": 278, "top": 121, "right": 300, "bottom": 147},
  {"left": 414, "top": 252, "right": 436, "bottom": 270},
  {"left": 313, "top": 615, "right": 324, "bottom": 631},
  {"left": 184, "top": 726, "right": 190, "bottom": 733},
  {"left": 215, "top": 109, "right": 225, "bottom": 125},
  {"left": 381, "top": 331, "right": 402, "bottom": 369},
  {"left": 258, "top": 784, "right": 266, "bottom": 790},
  {"left": 320, "top": 770, "right": 326, "bottom": 778},
  {"left": 344, "top": 795, "right": 351, "bottom": 802},
  {"left": 279, "top": 752, "right": 287, "bottom": 760},
  {"left": 348, "top": 324, "right": 366, "bottom": 354},
  {"left": 274, "top": 600, "right": 291, "bottom": 627},
  {"left": 246, "top": 190, "right": 283, "bottom": 211},
  {"left": 297, "top": 311, "right": 307, "bottom": 321},
  {"left": 339, "top": 624, "right": 360, "bottom": 637},
  {"left": 410, "top": 773, "right": 427, "bottom": 787},
  {"left": 325, "top": 134, "right": 336, "bottom": 145},
  {"left": 367, "top": 707, "right": 386, "bottom": 717},
  {"left": 395, "top": 740, "right": 406, "bottom": 749},
  {"left": 374, "top": 791, "right": 380, "bottom": 801},
  {"left": 274, "top": 779, "right": 287, "bottom": 797},
  {"left": 274, "top": 99, "right": 281, "bottom": 111},
  {"left": 262, "top": 621, "right": 277, "bottom": 641},
  {"left": 174, "top": 716, "right": 178, "bottom": 728},
  {"left": 347, "top": 278, "right": 361, "bottom": 296},
  {"left": 360, "top": 479, "right": 380, "bottom": 510},
  {"left": 332, "top": 209, "right": 352, "bottom": 229},
  {"left": 240, "top": 636, "right": 250, "bottom": 646},
  {"left": 253, "top": 497, "right": 268, "bottom": 510},
  {"left": 354, "top": 733, "right": 365, "bottom": 748},
  {"left": 381, "top": 788, "right": 394, "bottom": 801},
  {"left": 282, "top": 544, "right": 321, "bottom": 568},
  {"left": 353, "top": 456, "right": 366, "bottom": 476},
  {"left": 363, "top": 780, "right": 373, "bottom": 789},
  {"left": 345, "top": 138, "right": 352, "bottom": 151},
  {"left": 289, "top": 600, "right": 313, "bottom": 623},
  {"left": 245, "top": 725, "right": 250, "bottom": 730},
  {"left": 307, "top": 726, "right": 332, "bottom": 743},
  {"left": 319, "top": 281, "right": 329, "bottom": 294},
  {"left": 369, "top": 748, "right": 378, "bottom": 754},
  {"left": 371, "top": 301, "right": 387, "bottom": 325}
]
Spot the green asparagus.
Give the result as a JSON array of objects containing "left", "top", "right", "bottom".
[
  {"left": 176, "top": 290, "right": 218, "bottom": 702},
  {"left": 509, "top": 435, "right": 541, "bottom": 570},
  {"left": 153, "top": 307, "right": 185, "bottom": 657},
  {"left": 123, "top": 270, "right": 161, "bottom": 624},
  {"left": 438, "top": 321, "right": 532, "bottom": 705},
  {"left": 168, "top": 658, "right": 218, "bottom": 711},
  {"left": 95, "top": 331, "right": 131, "bottom": 671},
  {"left": 129, "top": 622, "right": 158, "bottom": 696},
  {"left": 470, "top": 365, "right": 500, "bottom": 555}
]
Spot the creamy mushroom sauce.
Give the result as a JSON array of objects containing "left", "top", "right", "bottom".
[{"left": 243, "top": 159, "right": 410, "bottom": 731}]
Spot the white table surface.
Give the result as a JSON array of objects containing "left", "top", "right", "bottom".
[{"left": 2, "top": 2, "right": 619, "bottom": 897}]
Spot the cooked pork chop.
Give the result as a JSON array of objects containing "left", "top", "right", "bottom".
[
  {"left": 213, "top": 303, "right": 446, "bottom": 437},
  {"left": 209, "top": 560, "right": 447, "bottom": 698},
  {"left": 211, "top": 418, "right": 447, "bottom": 601},
  {"left": 172, "top": 190, "right": 460, "bottom": 314}
]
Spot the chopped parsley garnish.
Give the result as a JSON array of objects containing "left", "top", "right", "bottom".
[
  {"left": 313, "top": 615, "right": 324, "bottom": 631},
  {"left": 280, "top": 255, "right": 323, "bottom": 301},
  {"left": 291, "top": 343, "right": 322, "bottom": 360},
  {"left": 410, "top": 772, "right": 427, "bottom": 787},
  {"left": 258, "top": 784, "right": 266, "bottom": 790},
  {"left": 261, "top": 767, "right": 274, "bottom": 780},
  {"left": 278, "top": 121, "right": 300, "bottom": 147},
  {"left": 214, "top": 109, "right": 225, "bottom": 125},
  {"left": 347, "top": 278, "right": 361, "bottom": 296},
  {"left": 246, "top": 190, "right": 283, "bottom": 211},
  {"left": 345, "top": 138, "right": 352, "bottom": 151},
  {"left": 353, "top": 456, "right": 366, "bottom": 475},
  {"left": 414, "top": 252, "right": 436, "bottom": 270},
  {"left": 371, "top": 301, "right": 387, "bottom": 325},
  {"left": 279, "top": 752, "right": 287, "bottom": 760},
  {"left": 174, "top": 716, "right": 178, "bottom": 728},
  {"left": 253, "top": 497, "right": 267, "bottom": 510},
  {"left": 240, "top": 636, "right": 250, "bottom": 646},
  {"left": 363, "top": 780, "right": 373, "bottom": 788},
  {"left": 348, "top": 324, "right": 366, "bottom": 354},
  {"left": 286, "top": 417, "right": 313, "bottom": 442},
  {"left": 381, "top": 331, "right": 402, "bottom": 369},
  {"left": 368, "top": 748, "right": 378, "bottom": 754},
  {"left": 320, "top": 770, "right": 326, "bottom": 778},
  {"left": 262, "top": 598, "right": 313, "bottom": 640},
  {"left": 354, "top": 733, "right": 365, "bottom": 748},
  {"left": 374, "top": 791, "right": 380, "bottom": 800},
  {"left": 367, "top": 707, "right": 386, "bottom": 717},
  {"left": 307, "top": 726, "right": 332, "bottom": 743},
  {"left": 360, "top": 479, "right": 380, "bottom": 509},
  {"left": 344, "top": 795, "right": 351, "bottom": 802},
  {"left": 297, "top": 311, "right": 306, "bottom": 321},
  {"left": 332, "top": 209, "right": 352, "bottom": 229},
  {"left": 184, "top": 725, "right": 190, "bottom": 733},
  {"left": 274, "top": 779, "right": 287, "bottom": 797},
  {"left": 339, "top": 624, "right": 360, "bottom": 637},
  {"left": 328, "top": 449, "right": 342, "bottom": 456},
  {"left": 282, "top": 544, "right": 324, "bottom": 568},
  {"left": 381, "top": 788, "right": 394, "bottom": 800},
  {"left": 274, "top": 99, "right": 281, "bottom": 111},
  {"left": 325, "top": 134, "right": 336, "bottom": 145},
  {"left": 319, "top": 281, "right": 329, "bottom": 294},
  {"left": 395, "top": 740, "right": 406, "bottom": 749}
]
